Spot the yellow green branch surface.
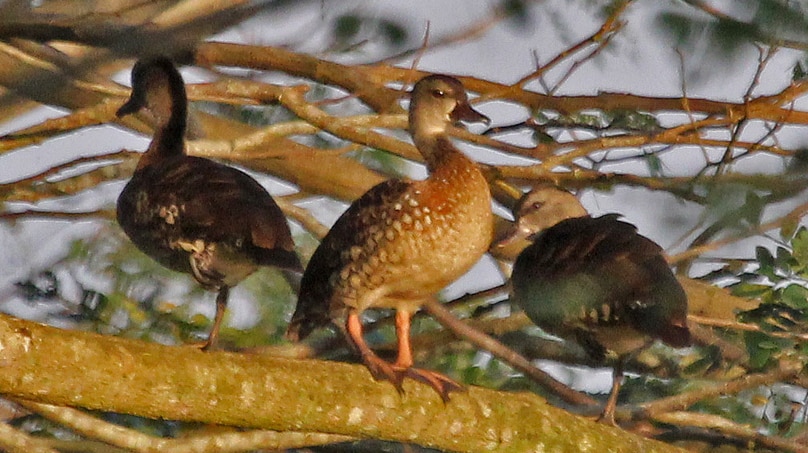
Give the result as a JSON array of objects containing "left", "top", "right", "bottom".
[{"left": 0, "top": 313, "right": 683, "bottom": 452}]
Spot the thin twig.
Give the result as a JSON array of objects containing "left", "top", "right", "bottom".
[
  {"left": 0, "top": 418, "right": 58, "bottom": 453},
  {"left": 669, "top": 198, "right": 808, "bottom": 264},
  {"left": 487, "top": 0, "right": 629, "bottom": 99},
  {"left": 15, "top": 400, "right": 353, "bottom": 453},
  {"left": 0, "top": 151, "right": 133, "bottom": 187},
  {"left": 275, "top": 195, "right": 330, "bottom": 240},
  {"left": 716, "top": 45, "right": 777, "bottom": 174},
  {"left": 373, "top": 5, "right": 508, "bottom": 66},
  {"left": 675, "top": 48, "right": 709, "bottom": 163},
  {"left": 421, "top": 297, "right": 599, "bottom": 408},
  {"left": 651, "top": 411, "right": 805, "bottom": 452},
  {"left": 638, "top": 367, "right": 799, "bottom": 418},
  {"left": 689, "top": 314, "right": 808, "bottom": 342},
  {"left": 547, "top": 17, "right": 621, "bottom": 95},
  {"left": 0, "top": 209, "right": 115, "bottom": 221}
]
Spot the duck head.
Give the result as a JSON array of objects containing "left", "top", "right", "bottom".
[
  {"left": 118, "top": 57, "right": 188, "bottom": 164},
  {"left": 408, "top": 75, "right": 489, "bottom": 158},
  {"left": 118, "top": 57, "right": 187, "bottom": 122},
  {"left": 492, "top": 187, "right": 588, "bottom": 260}
]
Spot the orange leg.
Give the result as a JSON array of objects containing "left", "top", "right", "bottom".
[
  {"left": 392, "top": 309, "right": 414, "bottom": 368},
  {"left": 346, "top": 310, "right": 404, "bottom": 392},
  {"left": 346, "top": 309, "right": 463, "bottom": 401},
  {"left": 392, "top": 310, "right": 464, "bottom": 402},
  {"left": 597, "top": 360, "right": 623, "bottom": 426}
]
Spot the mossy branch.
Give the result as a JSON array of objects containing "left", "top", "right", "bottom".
[{"left": 0, "top": 313, "right": 683, "bottom": 453}]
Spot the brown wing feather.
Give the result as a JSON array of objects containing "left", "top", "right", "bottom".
[
  {"left": 286, "top": 178, "right": 411, "bottom": 341},
  {"left": 513, "top": 214, "right": 689, "bottom": 351},
  {"left": 117, "top": 156, "right": 300, "bottom": 276}
]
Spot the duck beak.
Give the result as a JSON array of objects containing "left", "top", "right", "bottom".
[
  {"left": 490, "top": 220, "right": 535, "bottom": 261},
  {"left": 451, "top": 101, "right": 490, "bottom": 126},
  {"left": 116, "top": 93, "right": 143, "bottom": 117}
]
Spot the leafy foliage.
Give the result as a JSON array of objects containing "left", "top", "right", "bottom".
[
  {"left": 20, "top": 228, "right": 298, "bottom": 348},
  {"left": 680, "top": 228, "right": 808, "bottom": 435},
  {"left": 733, "top": 230, "right": 808, "bottom": 369},
  {"left": 656, "top": 1, "right": 808, "bottom": 79},
  {"left": 330, "top": 13, "right": 408, "bottom": 50}
]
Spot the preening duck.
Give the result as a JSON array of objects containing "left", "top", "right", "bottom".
[{"left": 500, "top": 187, "right": 690, "bottom": 424}]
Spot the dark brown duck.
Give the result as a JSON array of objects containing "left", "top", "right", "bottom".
[
  {"left": 116, "top": 57, "right": 301, "bottom": 350},
  {"left": 500, "top": 187, "right": 690, "bottom": 424},
  {"left": 286, "top": 75, "right": 492, "bottom": 401}
]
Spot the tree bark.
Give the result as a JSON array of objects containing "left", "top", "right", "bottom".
[{"left": 0, "top": 313, "right": 683, "bottom": 452}]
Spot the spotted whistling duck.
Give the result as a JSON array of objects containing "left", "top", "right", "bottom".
[
  {"left": 500, "top": 187, "right": 690, "bottom": 424},
  {"left": 116, "top": 57, "right": 302, "bottom": 350},
  {"left": 286, "top": 75, "right": 492, "bottom": 400}
]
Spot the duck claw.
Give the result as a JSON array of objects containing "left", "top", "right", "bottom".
[
  {"left": 363, "top": 355, "right": 406, "bottom": 394},
  {"left": 361, "top": 355, "right": 464, "bottom": 401},
  {"left": 401, "top": 367, "right": 464, "bottom": 402}
]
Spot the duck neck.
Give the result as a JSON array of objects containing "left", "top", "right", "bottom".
[
  {"left": 137, "top": 85, "right": 188, "bottom": 170},
  {"left": 412, "top": 132, "right": 466, "bottom": 173}
]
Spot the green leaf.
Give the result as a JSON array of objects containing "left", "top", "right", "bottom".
[
  {"left": 756, "top": 246, "right": 775, "bottom": 272},
  {"left": 378, "top": 19, "right": 407, "bottom": 46},
  {"left": 681, "top": 345, "right": 721, "bottom": 376},
  {"left": 781, "top": 284, "right": 808, "bottom": 310},
  {"left": 333, "top": 14, "right": 362, "bottom": 44},
  {"left": 645, "top": 153, "right": 663, "bottom": 177},
  {"left": 745, "top": 331, "right": 774, "bottom": 369},
  {"left": 568, "top": 112, "right": 607, "bottom": 128},
  {"left": 757, "top": 340, "right": 780, "bottom": 350},
  {"left": 792, "top": 227, "right": 808, "bottom": 267},
  {"left": 753, "top": 0, "right": 808, "bottom": 40},
  {"left": 793, "top": 61, "right": 807, "bottom": 81},
  {"left": 533, "top": 130, "right": 555, "bottom": 144},
  {"left": 744, "top": 330, "right": 791, "bottom": 370},
  {"left": 501, "top": 0, "right": 530, "bottom": 28},
  {"left": 789, "top": 148, "right": 808, "bottom": 173},
  {"left": 609, "top": 109, "right": 660, "bottom": 132},
  {"left": 741, "top": 191, "right": 765, "bottom": 226},
  {"left": 775, "top": 246, "right": 795, "bottom": 270},
  {"left": 729, "top": 281, "right": 770, "bottom": 298}
]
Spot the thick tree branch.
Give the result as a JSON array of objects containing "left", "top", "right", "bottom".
[{"left": 0, "top": 313, "right": 684, "bottom": 453}]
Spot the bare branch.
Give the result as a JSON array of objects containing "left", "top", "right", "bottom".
[
  {"left": 17, "top": 400, "right": 354, "bottom": 453},
  {"left": 652, "top": 411, "right": 805, "bottom": 452},
  {"left": 422, "top": 297, "right": 599, "bottom": 408}
]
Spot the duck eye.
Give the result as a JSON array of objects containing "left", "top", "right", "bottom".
[{"left": 431, "top": 89, "right": 445, "bottom": 98}]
